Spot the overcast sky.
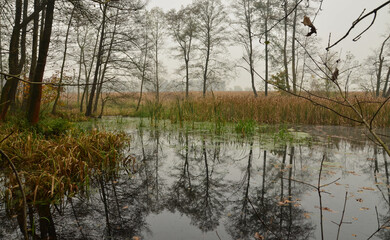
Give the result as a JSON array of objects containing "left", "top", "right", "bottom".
[{"left": 147, "top": 0, "right": 390, "bottom": 90}]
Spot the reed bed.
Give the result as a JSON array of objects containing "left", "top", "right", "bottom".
[
  {"left": 133, "top": 93, "right": 389, "bottom": 127},
  {"left": 0, "top": 129, "right": 130, "bottom": 208},
  {"left": 57, "top": 91, "right": 390, "bottom": 127}
]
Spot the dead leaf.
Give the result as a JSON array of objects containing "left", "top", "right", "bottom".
[
  {"left": 254, "top": 232, "right": 264, "bottom": 240},
  {"left": 362, "top": 187, "right": 375, "bottom": 191},
  {"left": 352, "top": 217, "right": 358, "bottom": 221},
  {"left": 123, "top": 206, "right": 129, "bottom": 209},
  {"left": 331, "top": 68, "right": 339, "bottom": 82},
  {"left": 352, "top": 234, "right": 357, "bottom": 237},
  {"left": 360, "top": 207, "right": 369, "bottom": 211},
  {"left": 133, "top": 237, "right": 141, "bottom": 240},
  {"left": 356, "top": 198, "right": 363, "bottom": 203},
  {"left": 302, "top": 16, "right": 317, "bottom": 36},
  {"left": 303, "top": 212, "right": 311, "bottom": 219}
]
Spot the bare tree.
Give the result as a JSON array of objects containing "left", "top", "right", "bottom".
[
  {"left": 166, "top": 4, "right": 199, "bottom": 98},
  {"left": 195, "top": 0, "right": 229, "bottom": 97}
]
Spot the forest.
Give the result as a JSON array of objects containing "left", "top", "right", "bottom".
[{"left": 0, "top": 0, "right": 390, "bottom": 239}]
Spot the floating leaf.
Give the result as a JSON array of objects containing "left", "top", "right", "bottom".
[
  {"left": 254, "top": 232, "right": 264, "bottom": 240},
  {"left": 352, "top": 234, "right": 357, "bottom": 237},
  {"left": 356, "top": 198, "right": 363, "bottom": 203},
  {"left": 362, "top": 187, "right": 375, "bottom": 191},
  {"left": 303, "top": 212, "right": 311, "bottom": 219},
  {"left": 360, "top": 207, "right": 369, "bottom": 211},
  {"left": 352, "top": 217, "right": 358, "bottom": 221}
]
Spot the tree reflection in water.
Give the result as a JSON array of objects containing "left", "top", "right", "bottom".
[{"left": 2, "top": 124, "right": 390, "bottom": 239}]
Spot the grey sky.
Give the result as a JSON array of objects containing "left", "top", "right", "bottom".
[{"left": 147, "top": 0, "right": 390, "bottom": 90}]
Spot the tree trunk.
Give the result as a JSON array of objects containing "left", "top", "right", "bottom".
[
  {"left": 0, "top": 0, "right": 23, "bottom": 121},
  {"left": 86, "top": 3, "right": 107, "bottom": 117},
  {"left": 291, "top": 0, "right": 298, "bottom": 93},
  {"left": 27, "top": 0, "right": 55, "bottom": 124},
  {"left": 383, "top": 67, "right": 390, "bottom": 97},
  {"left": 203, "top": 29, "right": 211, "bottom": 98},
  {"left": 265, "top": 0, "right": 269, "bottom": 96},
  {"left": 52, "top": 7, "right": 75, "bottom": 114},
  {"left": 377, "top": 35, "right": 390, "bottom": 97},
  {"left": 246, "top": 0, "right": 257, "bottom": 97},
  {"left": 283, "top": 0, "right": 290, "bottom": 91},
  {"left": 94, "top": 9, "right": 119, "bottom": 113}
]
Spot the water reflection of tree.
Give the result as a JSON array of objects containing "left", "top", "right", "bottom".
[
  {"left": 226, "top": 143, "right": 314, "bottom": 240},
  {"left": 166, "top": 132, "right": 227, "bottom": 232}
]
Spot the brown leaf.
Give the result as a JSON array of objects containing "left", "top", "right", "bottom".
[
  {"left": 254, "top": 232, "right": 264, "bottom": 240},
  {"left": 133, "top": 237, "right": 141, "bottom": 240},
  {"left": 362, "top": 187, "right": 375, "bottom": 191},
  {"left": 302, "top": 16, "right": 317, "bottom": 36},
  {"left": 356, "top": 198, "right": 363, "bottom": 203},
  {"left": 331, "top": 68, "right": 339, "bottom": 82}
]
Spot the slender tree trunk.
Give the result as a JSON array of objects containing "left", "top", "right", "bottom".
[
  {"left": 283, "top": 0, "right": 290, "bottom": 91},
  {"left": 291, "top": 0, "right": 298, "bottom": 93},
  {"left": 86, "top": 3, "right": 107, "bottom": 117},
  {"left": 155, "top": 23, "right": 160, "bottom": 104},
  {"left": 377, "top": 35, "right": 390, "bottom": 97},
  {"left": 0, "top": 10, "right": 3, "bottom": 91},
  {"left": 52, "top": 7, "right": 75, "bottom": 114},
  {"left": 27, "top": 0, "right": 55, "bottom": 124},
  {"left": 23, "top": 0, "right": 40, "bottom": 110},
  {"left": 136, "top": 42, "right": 149, "bottom": 111},
  {"left": 383, "top": 67, "right": 390, "bottom": 97},
  {"left": 185, "top": 58, "right": 189, "bottom": 98},
  {"left": 0, "top": 0, "right": 23, "bottom": 120},
  {"left": 94, "top": 9, "right": 119, "bottom": 113},
  {"left": 203, "top": 30, "right": 211, "bottom": 97},
  {"left": 245, "top": 0, "right": 257, "bottom": 97},
  {"left": 265, "top": 0, "right": 269, "bottom": 96}
]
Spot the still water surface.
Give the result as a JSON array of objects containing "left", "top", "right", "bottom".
[{"left": 1, "top": 118, "right": 390, "bottom": 240}]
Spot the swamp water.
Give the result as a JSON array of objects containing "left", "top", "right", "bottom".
[{"left": 1, "top": 117, "right": 390, "bottom": 240}]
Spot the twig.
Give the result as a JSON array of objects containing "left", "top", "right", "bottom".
[
  {"left": 336, "top": 191, "right": 348, "bottom": 240},
  {"left": 318, "top": 154, "right": 326, "bottom": 240},
  {"left": 326, "top": 1, "right": 390, "bottom": 50},
  {"left": 247, "top": 197, "right": 282, "bottom": 239},
  {"left": 366, "top": 218, "right": 390, "bottom": 239},
  {"left": 216, "top": 231, "right": 222, "bottom": 240}
]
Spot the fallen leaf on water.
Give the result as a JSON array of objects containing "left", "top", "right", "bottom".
[
  {"left": 382, "top": 226, "right": 390, "bottom": 230},
  {"left": 362, "top": 187, "right": 375, "bottom": 191},
  {"left": 356, "top": 198, "right": 363, "bottom": 203},
  {"left": 357, "top": 190, "right": 363, "bottom": 193},
  {"left": 254, "top": 232, "right": 264, "bottom": 240},
  {"left": 352, "top": 217, "right": 358, "bottom": 221},
  {"left": 315, "top": 206, "right": 336, "bottom": 213},
  {"left": 352, "top": 234, "right": 357, "bottom": 237},
  {"left": 303, "top": 212, "right": 311, "bottom": 219},
  {"left": 360, "top": 207, "right": 369, "bottom": 211},
  {"left": 133, "top": 237, "right": 141, "bottom": 240},
  {"left": 123, "top": 206, "right": 129, "bottom": 209}
]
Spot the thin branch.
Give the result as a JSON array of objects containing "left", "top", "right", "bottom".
[
  {"left": 326, "top": 1, "right": 390, "bottom": 50},
  {"left": 336, "top": 191, "right": 348, "bottom": 240}
]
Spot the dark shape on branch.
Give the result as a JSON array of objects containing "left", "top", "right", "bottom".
[
  {"left": 302, "top": 16, "right": 317, "bottom": 36},
  {"left": 331, "top": 68, "right": 339, "bottom": 82}
]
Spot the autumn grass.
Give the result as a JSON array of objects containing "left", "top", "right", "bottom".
[
  {"left": 56, "top": 91, "right": 390, "bottom": 127},
  {"left": 0, "top": 119, "right": 130, "bottom": 210}
]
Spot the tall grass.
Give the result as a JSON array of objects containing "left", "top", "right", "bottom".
[
  {"left": 0, "top": 128, "right": 130, "bottom": 208},
  {"left": 56, "top": 91, "right": 390, "bottom": 127}
]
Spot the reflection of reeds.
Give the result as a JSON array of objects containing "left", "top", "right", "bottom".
[{"left": 0, "top": 129, "right": 129, "bottom": 207}]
